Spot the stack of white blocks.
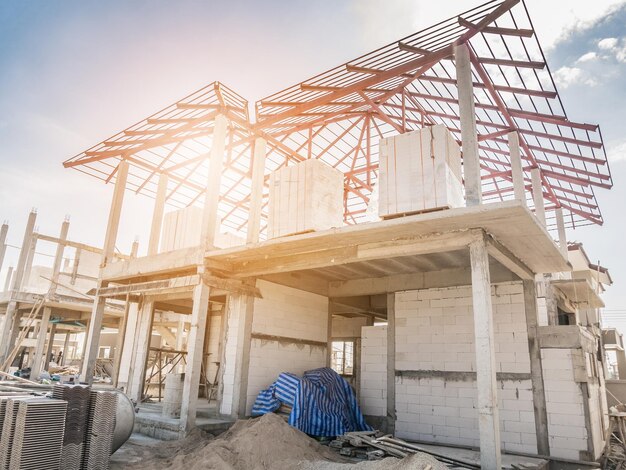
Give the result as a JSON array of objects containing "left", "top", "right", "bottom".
[
  {"left": 378, "top": 125, "right": 464, "bottom": 218},
  {"left": 267, "top": 159, "right": 344, "bottom": 238}
]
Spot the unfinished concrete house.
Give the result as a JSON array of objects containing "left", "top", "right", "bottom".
[{"left": 43, "top": 0, "right": 616, "bottom": 467}]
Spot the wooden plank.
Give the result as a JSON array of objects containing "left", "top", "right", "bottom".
[{"left": 202, "top": 275, "right": 262, "bottom": 298}]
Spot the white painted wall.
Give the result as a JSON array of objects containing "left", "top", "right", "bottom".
[
  {"left": 245, "top": 280, "right": 328, "bottom": 414},
  {"left": 332, "top": 317, "right": 368, "bottom": 338}
]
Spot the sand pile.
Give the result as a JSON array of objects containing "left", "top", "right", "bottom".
[{"left": 121, "top": 413, "right": 447, "bottom": 470}]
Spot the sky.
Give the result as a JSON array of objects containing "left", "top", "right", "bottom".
[{"left": 1, "top": 0, "right": 625, "bottom": 325}]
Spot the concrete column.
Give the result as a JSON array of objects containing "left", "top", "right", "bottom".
[
  {"left": 0, "top": 222, "right": 8, "bottom": 272},
  {"left": 531, "top": 168, "right": 546, "bottom": 226},
  {"left": 81, "top": 319, "right": 90, "bottom": 359},
  {"left": 469, "top": 236, "right": 501, "bottom": 469},
  {"left": 201, "top": 114, "right": 228, "bottom": 248},
  {"left": 508, "top": 131, "right": 526, "bottom": 204},
  {"left": 80, "top": 160, "right": 128, "bottom": 383},
  {"left": 555, "top": 208, "right": 568, "bottom": 257},
  {"left": 522, "top": 280, "right": 550, "bottom": 455},
  {"left": 455, "top": 43, "right": 481, "bottom": 206},
  {"left": 112, "top": 299, "right": 130, "bottom": 387},
  {"left": 0, "top": 211, "right": 37, "bottom": 362},
  {"left": 616, "top": 351, "right": 626, "bottom": 380},
  {"left": 3, "top": 267, "right": 13, "bottom": 293},
  {"left": 29, "top": 307, "right": 51, "bottom": 379},
  {"left": 386, "top": 292, "right": 396, "bottom": 435},
  {"left": 127, "top": 299, "right": 154, "bottom": 403},
  {"left": 116, "top": 302, "right": 139, "bottom": 389},
  {"left": 148, "top": 173, "right": 168, "bottom": 256},
  {"left": 48, "top": 219, "right": 69, "bottom": 297},
  {"left": 46, "top": 323, "right": 57, "bottom": 366},
  {"left": 61, "top": 332, "right": 70, "bottom": 366},
  {"left": 21, "top": 233, "right": 37, "bottom": 292},
  {"left": 247, "top": 138, "right": 267, "bottom": 244},
  {"left": 180, "top": 281, "right": 211, "bottom": 433}
]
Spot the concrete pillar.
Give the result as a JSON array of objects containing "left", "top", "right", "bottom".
[
  {"left": 0, "top": 222, "right": 8, "bottom": 273},
  {"left": 531, "top": 168, "right": 546, "bottom": 226},
  {"left": 469, "top": 236, "right": 501, "bottom": 469},
  {"left": 522, "top": 280, "right": 550, "bottom": 455},
  {"left": 386, "top": 292, "right": 396, "bottom": 435},
  {"left": 180, "top": 282, "right": 211, "bottom": 433},
  {"left": 0, "top": 210, "right": 37, "bottom": 362},
  {"left": 3, "top": 267, "right": 13, "bottom": 293},
  {"left": 45, "top": 323, "right": 57, "bottom": 366},
  {"left": 555, "top": 208, "right": 568, "bottom": 257},
  {"left": 455, "top": 43, "right": 481, "bottom": 206},
  {"left": 21, "top": 233, "right": 37, "bottom": 292},
  {"left": 80, "top": 160, "right": 128, "bottom": 383},
  {"left": 116, "top": 302, "right": 139, "bottom": 389},
  {"left": 29, "top": 307, "right": 51, "bottom": 379},
  {"left": 201, "top": 114, "right": 228, "bottom": 248},
  {"left": 508, "top": 131, "right": 525, "bottom": 204},
  {"left": 112, "top": 299, "right": 130, "bottom": 387},
  {"left": 616, "top": 350, "right": 626, "bottom": 380},
  {"left": 81, "top": 319, "right": 90, "bottom": 359},
  {"left": 148, "top": 173, "right": 168, "bottom": 256},
  {"left": 127, "top": 299, "right": 154, "bottom": 403},
  {"left": 61, "top": 332, "right": 70, "bottom": 366},
  {"left": 247, "top": 138, "right": 267, "bottom": 244}
]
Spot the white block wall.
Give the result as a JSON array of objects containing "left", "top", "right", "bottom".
[
  {"left": 360, "top": 326, "right": 387, "bottom": 416},
  {"left": 541, "top": 348, "right": 589, "bottom": 460},
  {"left": 245, "top": 280, "right": 329, "bottom": 414},
  {"left": 332, "top": 317, "right": 369, "bottom": 338},
  {"left": 220, "top": 294, "right": 245, "bottom": 416},
  {"left": 360, "top": 282, "right": 539, "bottom": 453},
  {"left": 206, "top": 311, "right": 222, "bottom": 383}
]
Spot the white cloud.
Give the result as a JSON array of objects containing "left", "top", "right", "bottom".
[
  {"left": 553, "top": 66, "right": 598, "bottom": 88},
  {"left": 599, "top": 37, "right": 619, "bottom": 49},
  {"left": 577, "top": 51, "right": 598, "bottom": 62},
  {"left": 608, "top": 139, "right": 626, "bottom": 162}
]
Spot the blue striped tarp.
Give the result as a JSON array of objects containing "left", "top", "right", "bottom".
[{"left": 251, "top": 367, "right": 372, "bottom": 437}]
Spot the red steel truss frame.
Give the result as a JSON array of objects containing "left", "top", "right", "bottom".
[{"left": 63, "top": 0, "right": 612, "bottom": 236}]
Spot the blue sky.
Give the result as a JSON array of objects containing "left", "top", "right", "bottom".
[{"left": 1, "top": 1, "right": 625, "bottom": 322}]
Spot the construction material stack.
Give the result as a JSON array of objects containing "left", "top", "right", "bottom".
[
  {"left": 267, "top": 159, "right": 344, "bottom": 238},
  {"left": 52, "top": 384, "right": 91, "bottom": 469},
  {"left": 378, "top": 125, "right": 464, "bottom": 218},
  {"left": 82, "top": 391, "right": 117, "bottom": 470},
  {"left": 9, "top": 398, "right": 67, "bottom": 470}
]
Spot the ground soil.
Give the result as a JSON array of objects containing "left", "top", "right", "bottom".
[{"left": 110, "top": 413, "right": 447, "bottom": 470}]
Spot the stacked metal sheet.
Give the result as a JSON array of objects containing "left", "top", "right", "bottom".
[
  {"left": 52, "top": 384, "right": 91, "bottom": 470},
  {"left": 82, "top": 391, "right": 117, "bottom": 470},
  {"left": 0, "top": 397, "right": 34, "bottom": 470},
  {"left": 8, "top": 398, "right": 67, "bottom": 470},
  {"left": 0, "top": 397, "right": 29, "bottom": 444}
]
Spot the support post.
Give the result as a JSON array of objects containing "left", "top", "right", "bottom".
[
  {"left": 3, "top": 267, "right": 13, "bottom": 293},
  {"left": 112, "top": 297, "right": 130, "bottom": 387},
  {"left": 326, "top": 303, "right": 333, "bottom": 368},
  {"left": 531, "top": 168, "right": 546, "bottom": 226},
  {"left": 508, "top": 131, "right": 525, "bottom": 204},
  {"left": 21, "top": 233, "right": 37, "bottom": 291},
  {"left": 45, "top": 323, "right": 57, "bottom": 366},
  {"left": 0, "top": 222, "right": 8, "bottom": 272},
  {"left": 555, "top": 207, "right": 568, "bottom": 258},
  {"left": 201, "top": 115, "right": 228, "bottom": 248},
  {"left": 455, "top": 43, "right": 481, "bottom": 206},
  {"left": 523, "top": 279, "right": 550, "bottom": 455},
  {"left": 469, "top": 235, "right": 501, "bottom": 469},
  {"left": 0, "top": 210, "right": 37, "bottom": 362},
  {"left": 61, "top": 332, "right": 70, "bottom": 366},
  {"left": 127, "top": 299, "right": 154, "bottom": 403},
  {"left": 247, "top": 137, "right": 267, "bottom": 244},
  {"left": 386, "top": 292, "right": 396, "bottom": 435},
  {"left": 29, "top": 307, "right": 51, "bottom": 379},
  {"left": 80, "top": 160, "right": 128, "bottom": 383},
  {"left": 180, "top": 279, "right": 211, "bottom": 433},
  {"left": 148, "top": 173, "right": 168, "bottom": 256}
]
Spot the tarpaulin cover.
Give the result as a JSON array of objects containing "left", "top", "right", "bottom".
[{"left": 251, "top": 367, "right": 372, "bottom": 437}]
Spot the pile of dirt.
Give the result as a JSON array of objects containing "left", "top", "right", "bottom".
[{"left": 120, "top": 413, "right": 446, "bottom": 470}]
